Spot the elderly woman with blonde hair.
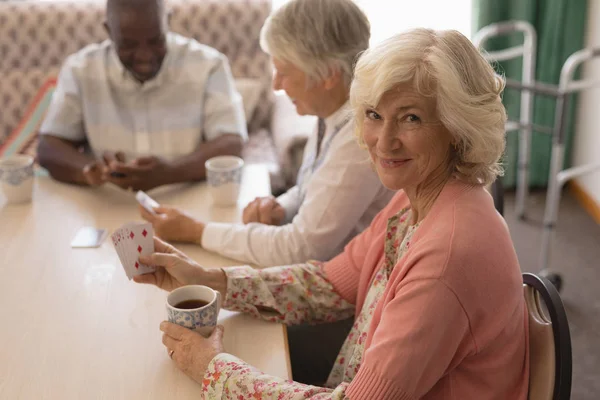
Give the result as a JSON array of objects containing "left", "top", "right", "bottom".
[{"left": 136, "top": 28, "right": 529, "bottom": 399}]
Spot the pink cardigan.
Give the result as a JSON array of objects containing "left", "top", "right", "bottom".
[{"left": 324, "top": 180, "right": 529, "bottom": 399}]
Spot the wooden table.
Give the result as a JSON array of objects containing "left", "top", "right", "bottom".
[{"left": 0, "top": 165, "right": 291, "bottom": 399}]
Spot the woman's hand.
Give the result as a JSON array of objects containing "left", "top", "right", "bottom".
[
  {"left": 242, "top": 196, "right": 285, "bottom": 225},
  {"left": 135, "top": 237, "right": 226, "bottom": 295},
  {"left": 140, "top": 205, "right": 205, "bottom": 244},
  {"left": 161, "top": 322, "right": 225, "bottom": 384}
]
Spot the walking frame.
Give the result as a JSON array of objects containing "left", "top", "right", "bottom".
[
  {"left": 474, "top": 21, "right": 600, "bottom": 287},
  {"left": 474, "top": 21, "right": 537, "bottom": 221}
]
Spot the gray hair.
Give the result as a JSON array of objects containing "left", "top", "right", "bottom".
[
  {"left": 351, "top": 28, "right": 507, "bottom": 186},
  {"left": 260, "top": 0, "right": 370, "bottom": 87}
]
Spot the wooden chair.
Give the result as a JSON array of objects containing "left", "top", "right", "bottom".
[{"left": 523, "top": 272, "right": 572, "bottom": 399}]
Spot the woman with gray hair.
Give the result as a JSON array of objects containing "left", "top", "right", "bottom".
[
  {"left": 141, "top": 0, "right": 392, "bottom": 274},
  {"left": 136, "top": 28, "right": 529, "bottom": 399}
]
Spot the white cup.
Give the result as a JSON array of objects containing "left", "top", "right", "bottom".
[
  {"left": 166, "top": 285, "right": 221, "bottom": 337},
  {"left": 0, "top": 155, "right": 35, "bottom": 204},
  {"left": 205, "top": 156, "right": 244, "bottom": 206}
]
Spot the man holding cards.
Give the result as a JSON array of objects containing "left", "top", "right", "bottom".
[{"left": 37, "top": 0, "right": 246, "bottom": 191}]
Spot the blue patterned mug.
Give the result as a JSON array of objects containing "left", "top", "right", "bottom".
[
  {"left": 205, "top": 156, "right": 244, "bottom": 206},
  {"left": 0, "top": 155, "right": 34, "bottom": 204},
  {"left": 166, "top": 285, "right": 221, "bottom": 337}
]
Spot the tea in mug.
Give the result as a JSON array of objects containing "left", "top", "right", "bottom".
[{"left": 174, "top": 299, "right": 209, "bottom": 309}]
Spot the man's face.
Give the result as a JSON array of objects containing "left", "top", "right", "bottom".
[{"left": 107, "top": 9, "right": 167, "bottom": 83}]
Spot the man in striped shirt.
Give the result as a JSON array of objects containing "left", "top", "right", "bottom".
[{"left": 37, "top": 0, "right": 247, "bottom": 191}]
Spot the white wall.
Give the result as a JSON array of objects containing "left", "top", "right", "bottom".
[
  {"left": 573, "top": 0, "right": 600, "bottom": 204},
  {"left": 272, "top": 0, "right": 472, "bottom": 44},
  {"left": 353, "top": 0, "right": 472, "bottom": 44}
]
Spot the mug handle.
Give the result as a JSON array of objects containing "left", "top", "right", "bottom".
[{"left": 215, "top": 290, "right": 222, "bottom": 312}]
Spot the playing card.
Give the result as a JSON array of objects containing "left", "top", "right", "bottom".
[
  {"left": 71, "top": 227, "right": 107, "bottom": 248},
  {"left": 111, "top": 228, "right": 130, "bottom": 274},
  {"left": 126, "top": 222, "right": 156, "bottom": 276},
  {"left": 116, "top": 226, "right": 134, "bottom": 278},
  {"left": 111, "top": 222, "right": 156, "bottom": 280},
  {"left": 135, "top": 191, "right": 159, "bottom": 215}
]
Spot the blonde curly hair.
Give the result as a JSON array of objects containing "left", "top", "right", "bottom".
[{"left": 350, "top": 28, "right": 506, "bottom": 186}]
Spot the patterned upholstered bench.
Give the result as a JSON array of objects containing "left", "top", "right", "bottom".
[{"left": 0, "top": 0, "right": 315, "bottom": 191}]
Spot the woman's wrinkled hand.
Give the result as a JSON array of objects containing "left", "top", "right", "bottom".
[
  {"left": 134, "top": 237, "right": 206, "bottom": 292},
  {"left": 161, "top": 322, "right": 225, "bottom": 384}
]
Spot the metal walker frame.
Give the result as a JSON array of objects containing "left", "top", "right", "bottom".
[
  {"left": 475, "top": 21, "right": 600, "bottom": 287},
  {"left": 474, "top": 21, "right": 537, "bottom": 221}
]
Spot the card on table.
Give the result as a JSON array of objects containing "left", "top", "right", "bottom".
[
  {"left": 111, "top": 222, "right": 156, "bottom": 280},
  {"left": 135, "top": 190, "right": 160, "bottom": 215},
  {"left": 71, "top": 227, "right": 108, "bottom": 248}
]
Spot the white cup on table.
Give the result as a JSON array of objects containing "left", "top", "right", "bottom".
[
  {"left": 205, "top": 155, "right": 244, "bottom": 207},
  {"left": 0, "top": 155, "right": 35, "bottom": 204}
]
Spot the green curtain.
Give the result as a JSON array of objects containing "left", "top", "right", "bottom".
[{"left": 473, "top": 0, "right": 588, "bottom": 188}]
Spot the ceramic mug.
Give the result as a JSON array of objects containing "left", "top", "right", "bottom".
[
  {"left": 0, "top": 155, "right": 34, "bottom": 204},
  {"left": 205, "top": 156, "right": 243, "bottom": 206},
  {"left": 166, "top": 285, "right": 221, "bottom": 337}
]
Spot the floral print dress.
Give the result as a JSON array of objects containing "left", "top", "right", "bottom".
[{"left": 203, "top": 208, "right": 418, "bottom": 399}]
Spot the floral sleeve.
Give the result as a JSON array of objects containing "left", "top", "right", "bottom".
[
  {"left": 223, "top": 262, "right": 355, "bottom": 325},
  {"left": 203, "top": 353, "right": 350, "bottom": 399}
]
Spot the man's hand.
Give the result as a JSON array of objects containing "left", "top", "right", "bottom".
[
  {"left": 105, "top": 155, "right": 172, "bottom": 191},
  {"left": 242, "top": 196, "right": 286, "bottom": 226},
  {"left": 102, "top": 151, "right": 126, "bottom": 167},
  {"left": 37, "top": 135, "right": 105, "bottom": 186},
  {"left": 82, "top": 160, "right": 108, "bottom": 187}
]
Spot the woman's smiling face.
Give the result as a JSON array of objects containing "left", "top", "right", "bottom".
[{"left": 362, "top": 83, "right": 454, "bottom": 191}]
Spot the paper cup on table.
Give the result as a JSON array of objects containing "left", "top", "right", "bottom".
[
  {"left": 0, "top": 155, "right": 34, "bottom": 204},
  {"left": 205, "top": 156, "right": 243, "bottom": 206},
  {"left": 166, "top": 285, "right": 221, "bottom": 337}
]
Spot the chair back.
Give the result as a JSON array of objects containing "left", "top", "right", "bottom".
[
  {"left": 491, "top": 178, "right": 504, "bottom": 215},
  {"left": 523, "top": 273, "right": 572, "bottom": 400}
]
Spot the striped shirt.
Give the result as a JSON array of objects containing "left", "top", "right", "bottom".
[{"left": 40, "top": 33, "right": 247, "bottom": 161}]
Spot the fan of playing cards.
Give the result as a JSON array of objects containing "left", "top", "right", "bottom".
[{"left": 111, "top": 222, "right": 156, "bottom": 280}]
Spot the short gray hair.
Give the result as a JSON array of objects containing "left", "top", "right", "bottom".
[
  {"left": 351, "top": 28, "right": 507, "bottom": 186},
  {"left": 260, "top": 0, "right": 370, "bottom": 87}
]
